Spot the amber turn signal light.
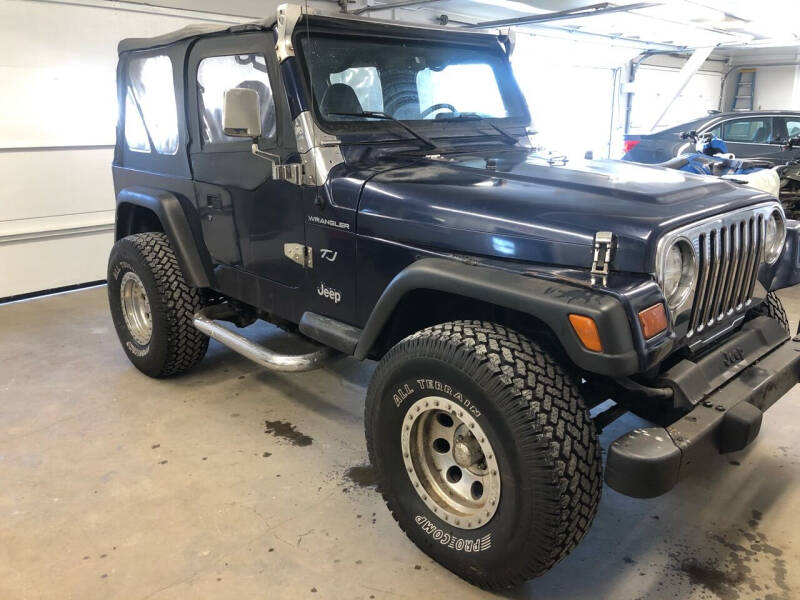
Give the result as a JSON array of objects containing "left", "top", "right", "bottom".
[
  {"left": 568, "top": 314, "right": 603, "bottom": 352},
  {"left": 638, "top": 303, "right": 668, "bottom": 339}
]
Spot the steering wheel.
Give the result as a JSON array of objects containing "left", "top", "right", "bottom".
[{"left": 420, "top": 103, "right": 457, "bottom": 119}]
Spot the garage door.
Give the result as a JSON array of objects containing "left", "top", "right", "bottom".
[{"left": 0, "top": 0, "right": 246, "bottom": 299}]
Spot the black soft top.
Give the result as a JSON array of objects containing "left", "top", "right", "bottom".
[
  {"left": 117, "top": 21, "right": 271, "bottom": 54},
  {"left": 117, "top": 12, "right": 501, "bottom": 55}
]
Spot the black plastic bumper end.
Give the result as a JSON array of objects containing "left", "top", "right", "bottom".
[
  {"left": 605, "top": 333, "right": 800, "bottom": 499},
  {"left": 606, "top": 427, "right": 681, "bottom": 499}
]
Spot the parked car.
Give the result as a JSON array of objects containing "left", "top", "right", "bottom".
[
  {"left": 109, "top": 4, "right": 800, "bottom": 589},
  {"left": 622, "top": 110, "right": 800, "bottom": 164}
]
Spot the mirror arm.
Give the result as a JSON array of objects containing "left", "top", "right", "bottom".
[
  {"left": 251, "top": 142, "right": 280, "bottom": 164},
  {"left": 251, "top": 142, "right": 305, "bottom": 185}
]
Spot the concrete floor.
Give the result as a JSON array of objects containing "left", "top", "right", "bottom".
[{"left": 1, "top": 286, "right": 799, "bottom": 600}]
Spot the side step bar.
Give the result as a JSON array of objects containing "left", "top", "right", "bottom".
[{"left": 193, "top": 307, "right": 332, "bottom": 372}]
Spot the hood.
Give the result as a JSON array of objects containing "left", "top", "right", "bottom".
[{"left": 355, "top": 149, "right": 774, "bottom": 273}]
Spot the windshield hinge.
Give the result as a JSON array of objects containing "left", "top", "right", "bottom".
[
  {"left": 591, "top": 231, "right": 616, "bottom": 276},
  {"left": 284, "top": 243, "right": 313, "bottom": 268}
]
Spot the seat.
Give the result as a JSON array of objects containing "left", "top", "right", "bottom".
[
  {"left": 656, "top": 156, "right": 690, "bottom": 170},
  {"left": 320, "top": 83, "right": 363, "bottom": 117},
  {"left": 752, "top": 126, "right": 768, "bottom": 143}
]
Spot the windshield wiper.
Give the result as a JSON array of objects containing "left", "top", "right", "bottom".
[
  {"left": 328, "top": 111, "right": 437, "bottom": 150},
  {"left": 440, "top": 113, "right": 520, "bottom": 146}
]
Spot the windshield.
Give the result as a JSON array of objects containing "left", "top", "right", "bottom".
[{"left": 297, "top": 33, "right": 529, "bottom": 131}]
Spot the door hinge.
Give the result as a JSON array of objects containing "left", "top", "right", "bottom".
[
  {"left": 251, "top": 143, "right": 305, "bottom": 185},
  {"left": 284, "top": 243, "right": 313, "bottom": 268},
  {"left": 272, "top": 163, "right": 304, "bottom": 185},
  {"left": 591, "top": 231, "right": 616, "bottom": 275}
]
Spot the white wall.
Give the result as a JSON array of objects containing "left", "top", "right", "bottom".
[
  {"left": 0, "top": 0, "right": 267, "bottom": 298},
  {"left": 623, "top": 53, "right": 727, "bottom": 135},
  {"left": 628, "top": 65, "right": 724, "bottom": 133},
  {"left": 721, "top": 65, "right": 800, "bottom": 112}
]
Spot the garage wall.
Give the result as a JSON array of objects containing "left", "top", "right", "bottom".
[
  {"left": 721, "top": 65, "right": 800, "bottom": 112},
  {"left": 0, "top": 0, "right": 263, "bottom": 299},
  {"left": 625, "top": 54, "right": 726, "bottom": 135}
]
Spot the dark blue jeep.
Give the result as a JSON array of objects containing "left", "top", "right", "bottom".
[{"left": 109, "top": 4, "right": 800, "bottom": 589}]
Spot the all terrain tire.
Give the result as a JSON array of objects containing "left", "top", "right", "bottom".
[
  {"left": 747, "top": 291, "right": 789, "bottom": 333},
  {"left": 108, "top": 232, "right": 208, "bottom": 377},
  {"left": 365, "top": 321, "right": 602, "bottom": 589}
]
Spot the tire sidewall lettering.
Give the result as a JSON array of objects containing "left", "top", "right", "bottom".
[
  {"left": 373, "top": 357, "right": 521, "bottom": 563},
  {"left": 391, "top": 377, "right": 481, "bottom": 419},
  {"left": 108, "top": 246, "right": 157, "bottom": 365}
]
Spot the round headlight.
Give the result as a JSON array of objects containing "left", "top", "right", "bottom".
[
  {"left": 764, "top": 210, "right": 786, "bottom": 264},
  {"left": 662, "top": 239, "right": 696, "bottom": 309}
]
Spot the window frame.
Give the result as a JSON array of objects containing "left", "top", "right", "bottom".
[
  {"left": 187, "top": 32, "right": 285, "bottom": 157},
  {"left": 293, "top": 27, "right": 531, "bottom": 137},
  {"left": 125, "top": 54, "right": 180, "bottom": 155},
  {"left": 709, "top": 116, "right": 777, "bottom": 145},
  {"left": 118, "top": 45, "right": 191, "bottom": 177},
  {"left": 185, "top": 31, "right": 293, "bottom": 190},
  {"left": 196, "top": 52, "right": 278, "bottom": 152}
]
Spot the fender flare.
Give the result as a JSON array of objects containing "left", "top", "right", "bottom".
[
  {"left": 354, "top": 258, "right": 640, "bottom": 377},
  {"left": 116, "top": 186, "right": 211, "bottom": 288}
]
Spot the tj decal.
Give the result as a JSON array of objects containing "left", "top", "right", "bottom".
[{"left": 320, "top": 249, "right": 338, "bottom": 262}]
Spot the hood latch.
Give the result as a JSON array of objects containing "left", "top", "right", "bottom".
[{"left": 591, "top": 231, "right": 616, "bottom": 276}]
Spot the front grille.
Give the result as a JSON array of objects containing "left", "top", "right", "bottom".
[{"left": 688, "top": 213, "right": 765, "bottom": 335}]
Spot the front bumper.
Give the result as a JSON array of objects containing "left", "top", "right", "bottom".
[{"left": 606, "top": 318, "right": 800, "bottom": 498}]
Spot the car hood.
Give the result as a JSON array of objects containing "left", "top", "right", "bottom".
[{"left": 355, "top": 149, "right": 774, "bottom": 273}]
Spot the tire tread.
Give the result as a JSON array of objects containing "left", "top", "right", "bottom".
[
  {"left": 365, "top": 320, "right": 602, "bottom": 589},
  {"left": 118, "top": 232, "right": 208, "bottom": 377}
]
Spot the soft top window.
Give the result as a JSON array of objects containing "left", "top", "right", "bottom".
[
  {"left": 125, "top": 54, "right": 179, "bottom": 155},
  {"left": 197, "top": 54, "right": 276, "bottom": 145}
]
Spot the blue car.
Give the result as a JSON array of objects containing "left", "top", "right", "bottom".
[{"left": 622, "top": 110, "right": 800, "bottom": 164}]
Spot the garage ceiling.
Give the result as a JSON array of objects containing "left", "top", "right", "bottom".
[{"left": 363, "top": 0, "right": 800, "bottom": 50}]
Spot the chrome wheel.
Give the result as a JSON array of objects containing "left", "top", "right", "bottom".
[
  {"left": 120, "top": 272, "right": 152, "bottom": 345},
  {"left": 401, "top": 396, "right": 500, "bottom": 530}
]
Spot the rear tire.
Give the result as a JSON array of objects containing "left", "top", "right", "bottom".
[
  {"left": 747, "top": 292, "right": 789, "bottom": 333},
  {"left": 365, "top": 321, "right": 602, "bottom": 589},
  {"left": 108, "top": 232, "right": 208, "bottom": 377}
]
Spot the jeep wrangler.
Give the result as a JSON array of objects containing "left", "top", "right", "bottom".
[{"left": 109, "top": 4, "right": 800, "bottom": 589}]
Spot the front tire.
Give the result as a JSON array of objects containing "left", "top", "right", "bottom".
[
  {"left": 747, "top": 291, "right": 789, "bottom": 333},
  {"left": 365, "top": 321, "right": 602, "bottom": 589},
  {"left": 108, "top": 232, "right": 208, "bottom": 377}
]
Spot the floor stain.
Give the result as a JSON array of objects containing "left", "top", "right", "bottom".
[
  {"left": 344, "top": 464, "right": 378, "bottom": 488},
  {"left": 678, "top": 560, "right": 745, "bottom": 600},
  {"left": 264, "top": 420, "right": 313, "bottom": 447},
  {"left": 666, "top": 507, "right": 792, "bottom": 600}
]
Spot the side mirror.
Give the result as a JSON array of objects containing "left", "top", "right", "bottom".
[{"left": 223, "top": 88, "right": 261, "bottom": 138}]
